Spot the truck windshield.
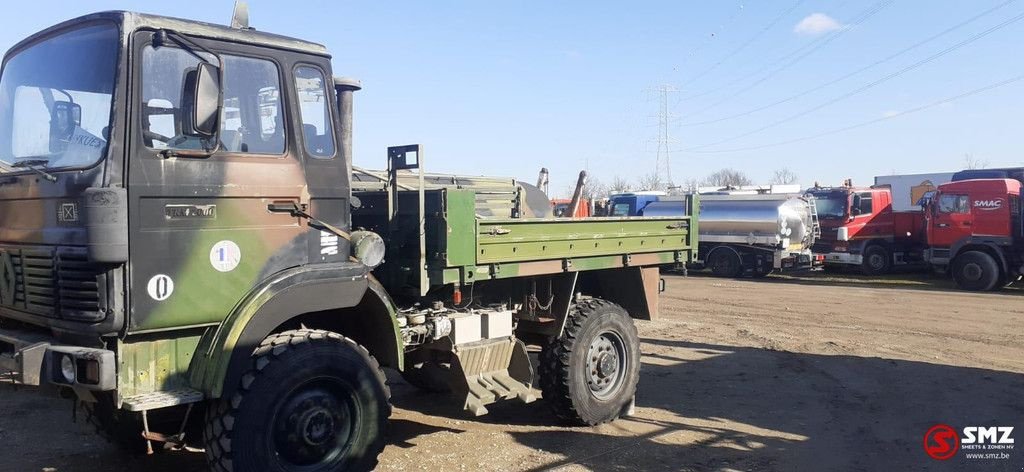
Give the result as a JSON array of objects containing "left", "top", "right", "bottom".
[
  {"left": 0, "top": 24, "right": 118, "bottom": 172},
  {"left": 811, "top": 194, "right": 847, "bottom": 219}
]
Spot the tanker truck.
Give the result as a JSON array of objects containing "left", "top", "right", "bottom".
[{"left": 642, "top": 191, "right": 819, "bottom": 277}]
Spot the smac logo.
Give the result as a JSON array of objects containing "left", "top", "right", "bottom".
[{"left": 973, "top": 199, "right": 1004, "bottom": 210}]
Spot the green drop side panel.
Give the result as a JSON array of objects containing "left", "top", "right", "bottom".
[
  {"left": 443, "top": 189, "right": 477, "bottom": 267},
  {"left": 476, "top": 217, "right": 692, "bottom": 264}
]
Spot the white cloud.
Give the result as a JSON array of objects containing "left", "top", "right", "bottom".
[{"left": 794, "top": 13, "right": 843, "bottom": 35}]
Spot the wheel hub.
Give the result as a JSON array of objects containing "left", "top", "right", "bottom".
[
  {"left": 299, "top": 407, "right": 336, "bottom": 447},
  {"left": 596, "top": 352, "right": 618, "bottom": 378},
  {"left": 273, "top": 385, "right": 354, "bottom": 467},
  {"left": 586, "top": 331, "right": 627, "bottom": 400},
  {"left": 963, "top": 263, "right": 983, "bottom": 281}
]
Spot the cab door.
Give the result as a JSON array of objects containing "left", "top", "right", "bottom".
[
  {"left": 929, "top": 193, "right": 971, "bottom": 247},
  {"left": 127, "top": 32, "right": 309, "bottom": 331}
]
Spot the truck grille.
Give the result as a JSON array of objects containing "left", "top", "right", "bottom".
[{"left": 4, "top": 246, "right": 106, "bottom": 322}]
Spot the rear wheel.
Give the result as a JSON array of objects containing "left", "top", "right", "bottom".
[
  {"left": 539, "top": 299, "right": 640, "bottom": 426},
  {"left": 951, "top": 251, "right": 1000, "bottom": 291},
  {"left": 204, "top": 329, "right": 390, "bottom": 472},
  {"left": 860, "top": 245, "right": 891, "bottom": 275},
  {"left": 708, "top": 248, "right": 743, "bottom": 278}
]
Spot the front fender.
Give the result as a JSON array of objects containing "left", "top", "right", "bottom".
[{"left": 189, "top": 262, "right": 384, "bottom": 398}]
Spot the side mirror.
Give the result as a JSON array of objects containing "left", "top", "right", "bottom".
[
  {"left": 192, "top": 62, "right": 221, "bottom": 137},
  {"left": 49, "top": 101, "right": 81, "bottom": 152}
]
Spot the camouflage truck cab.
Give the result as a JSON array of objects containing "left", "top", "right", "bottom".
[{"left": 0, "top": 9, "right": 698, "bottom": 472}]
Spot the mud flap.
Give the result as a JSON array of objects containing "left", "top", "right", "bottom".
[{"left": 449, "top": 337, "right": 536, "bottom": 416}]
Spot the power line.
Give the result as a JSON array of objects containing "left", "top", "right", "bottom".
[
  {"left": 685, "top": 73, "right": 1024, "bottom": 154},
  {"left": 684, "top": 0, "right": 895, "bottom": 114},
  {"left": 684, "top": 8, "right": 1024, "bottom": 151},
  {"left": 680, "top": 0, "right": 807, "bottom": 89},
  {"left": 681, "top": 0, "right": 1018, "bottom": 127}
]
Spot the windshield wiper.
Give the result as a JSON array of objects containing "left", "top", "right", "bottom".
[{"left": 12, "top": 159, "right": 57, "bottom": 182}]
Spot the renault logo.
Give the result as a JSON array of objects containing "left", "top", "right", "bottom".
[{"left": 0, "top": 251, "right": 15, "bottom": 306}]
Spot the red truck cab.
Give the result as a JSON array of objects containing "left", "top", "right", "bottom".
[
  {"left": 807, "top": 186, "right": 922, "bottom": 274},
  {"left": 925, "top": 178, "right": 1023, "bottom": 290}
]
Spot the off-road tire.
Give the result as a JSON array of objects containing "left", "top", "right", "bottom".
[
  {"left": 951, "top": 250, "right": 1000, "bottom": 292},
  {"left": 860, "top": 245, "right": 891, "bottom": 276},
  {"left": 400, "top": 361, "right": 453, "bottom": 393},
  {"left": 539, "top": 299, "right": 640, "bottom": 426},
  {"left": 708, "top": 248, "right": 743, "bottom": 278},
  {"left": 204, "top": 329, "right": 391, "bottom": 472}
]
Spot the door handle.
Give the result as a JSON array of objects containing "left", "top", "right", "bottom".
[{"left": 938, "top": 223, "right": 949, "bottom": 228}]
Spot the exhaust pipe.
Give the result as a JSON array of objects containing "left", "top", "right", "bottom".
[{"left": 334, "top": 77, "right": 362, "bottom": 174}]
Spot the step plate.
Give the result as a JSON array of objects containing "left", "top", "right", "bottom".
[
  {"left": 451, "top": 337, "right": 536, "bottom": 416},
  {"left": 121, "top": 388, "right": 204, "bottom": 412}
]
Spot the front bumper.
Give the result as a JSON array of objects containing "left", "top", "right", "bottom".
[
  {"left": 820, "top": 251, "right": 863, "bottom": 266},
  {"left": 0, "top": 328, "right": 115, "bottom": 390}
]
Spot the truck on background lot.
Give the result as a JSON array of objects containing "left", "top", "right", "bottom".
[
  {"left": 924, "top": 178, "right": 1023, "bottom": 290},
  {"left": 807, "top": 172, "right": 953, "bottom": 275},
  {"left": 0, "top": 9, "right": 698, "bottom": 471},
  {"left": 643, "top": 189, "right": 819, "bottom": 277},
  {"left": 607, "top": 191, "right": 666, "bottom": 216}
]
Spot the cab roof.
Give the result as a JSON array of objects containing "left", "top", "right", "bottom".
[
  {"left": 6, "top": 10, "right": 330, "bottom": 59},
  {"left": 939, "top": 178, "right": 1021, "bottom": 194}
]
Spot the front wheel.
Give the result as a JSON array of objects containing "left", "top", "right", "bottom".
[
  {"left": 204, "top": 329, "right": 390, "bottom": 472},
  {"left": 539, "top": 299, "right": 640, "bottom": 426},
  {"left": 860, "top": 245, "right": 891, "bottom": 276},
  {"left": 951, "top": 251, "right": 1000, "bottom": 291}
]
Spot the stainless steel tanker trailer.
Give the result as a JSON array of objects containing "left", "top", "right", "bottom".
[{"left": 643, "top": 192, "right": 820, "bottom": 277}]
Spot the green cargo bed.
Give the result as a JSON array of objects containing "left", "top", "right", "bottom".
[{"left": 353, "top": 188, "right": 698, "bottom": 295}]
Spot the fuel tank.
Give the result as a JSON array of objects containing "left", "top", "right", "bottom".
[{"left": 643, "top": 194, "right": 817, "bottom": 250}]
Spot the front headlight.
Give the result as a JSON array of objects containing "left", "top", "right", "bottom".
[
  {"left": 350, "top": 230, "right": 386, "bottom": 268},
  {"left": 59, "top": 354, "right": 76, "bottom": 383}
]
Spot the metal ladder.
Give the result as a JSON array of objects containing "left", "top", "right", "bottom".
[{"left": 806, "top": 195, "right": 822, "bottom": 240}]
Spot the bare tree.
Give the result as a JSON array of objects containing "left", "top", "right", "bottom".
[
  {"left": 964, "top": 153, "right": 989, "bottom": 170},
  {"left": 770, "top": 167, "right": 798, "bottom": 185},
  {"left": 676, "top": 177, "right": 700, "bottom": 193},
  {"left": 609, "top": 175, "right": 632, "bottom": 194},
  {"left": 701, "top": 168, "right": 752, "bottom": 188},
  {"left": 637, "top": 173, "right": 664, "bottom": 191},
  {"left": 582, "top": 176, "right": 609, "bottom": 201}
]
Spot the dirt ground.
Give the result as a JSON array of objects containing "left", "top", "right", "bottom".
[{"left": 2, "top": 271, "right": 1022, "bottom": 471}]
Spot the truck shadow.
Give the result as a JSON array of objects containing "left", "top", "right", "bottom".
[
  {"left": 678, "top": 271, "right": 1024, "bottom": 297},
  {"left": 394, "top": 338, "right": 1024, "bottom": 471}
]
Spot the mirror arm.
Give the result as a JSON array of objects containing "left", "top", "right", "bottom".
[{"left": 158, "top": 29, "right": 221, "bottom": 66}]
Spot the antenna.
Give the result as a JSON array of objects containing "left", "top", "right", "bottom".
[{"left": 230, "top": 1, "right": 250, "bottom": 29}]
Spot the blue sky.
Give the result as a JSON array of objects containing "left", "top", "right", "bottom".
[{"left": 2, "top": 1, "right": 1022, "bottom": 195}]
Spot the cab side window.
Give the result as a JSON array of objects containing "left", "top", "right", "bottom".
[
  {"left": 294, "top": 66, "right": 335, "bottom": 158},
  {"left": 938, "top": 194, "right": 969, "bottom": 214},
  {"left": 852, "top": 192, "right": 873, "bottom": 216},
  {"left": 220, "top": 56, "right": 284, "bottom": 154},
  {"left": 140, "top": 46, "right": 285, "bottom": 154}
]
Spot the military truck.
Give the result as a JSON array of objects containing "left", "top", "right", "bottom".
[{"left": 0, "top": 9, "right": 698, "bottom": 471}]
